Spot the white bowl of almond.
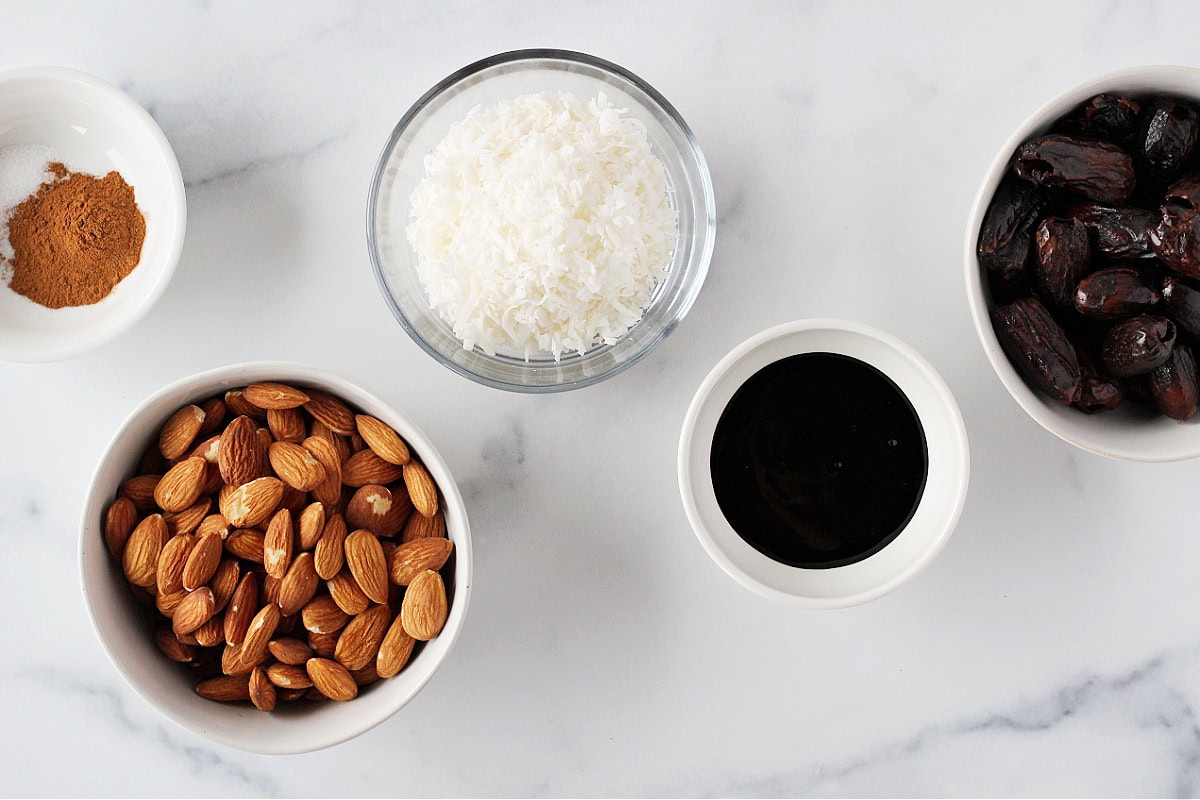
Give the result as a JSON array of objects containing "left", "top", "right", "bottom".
[{"left": 79, "top": 362, "right": 471, "bottom": 754}]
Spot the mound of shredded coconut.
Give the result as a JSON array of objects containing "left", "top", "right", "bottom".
[{"left": 406, "top": 91, "right": 678, "bottom": 360}]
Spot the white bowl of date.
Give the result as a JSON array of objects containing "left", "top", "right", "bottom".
[
  {"left": 0, "top": 66, "right": 185, "bottom": 362},
  {"left": 965, "top": 65, "right": 1200, "bottom": 461},
  {"left": 79, "top": 362, "right": 472, "bottom": 754}
]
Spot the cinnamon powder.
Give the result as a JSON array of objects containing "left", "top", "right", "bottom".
[{"left": 6, "top": 162, "right": 146, "bottom": 309}]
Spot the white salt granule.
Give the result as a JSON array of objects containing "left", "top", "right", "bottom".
[{"left": 406, "top": 91, "right": 679, "bottom": 360}]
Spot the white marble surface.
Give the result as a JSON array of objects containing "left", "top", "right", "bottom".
[{"left": 4, "top": 0, "right": 1200, "bottom": 796}]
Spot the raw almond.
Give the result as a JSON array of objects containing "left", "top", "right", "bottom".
[
  {"left": 307, "top": 629, "right": 339, "bottom": 658},
  {"left": 218, "top": 415, "right": 261, "bottom": 487},
  {"left": 301, "top": 595, "right": 350, "bottom": 635},
  {"left": 244, "top": 382, "right": 310, "bottom": 410},
  {"left": 156, "top": 588, "right": 187, "bottom": 618},
  {"left": 401, "top": 569, "right": 448, "bottom": 641},
  {"left": 263, "top": 508, "right": 294, "bottom": 579},
  {"left": 249, "top": 666, "right": 276, "bottom": 712},
  {"left": 154, "top": 625, "right": 195, "bottom": 663},
  {"left": 196, "top": 513, "right": 230, "bottom": 539},
  {"left": 279, "top": 484, "right": 307, "bottom": 515},
  {"left": 342, "top": 450, "right": 404, "bottom": 487},
  {"left": 377, "top": 614, "right": 416, "bottom": 679},
  {"left": 268, "top": 637, "right": 313, "bottom": 665},
  {"left": 156, "top": 534, "right": 195, "bottom": 595},
  {"left": 224, "top": 389, "right": 266, "bottom": 420},
  {"left": 196, "top": 675, "right": 251, "bottom": 702},
  {"left": 197, "top": 397, "right": 226, "bottom": 437},
  {"left": 190, "top": 434, "right": 222, "bottom": 463},
  {"left": 172, "top": 587, "right": 215, "bottom": 636},
  {"left": 224, "top": 528, "right": 265, "bottom": 562},
  {"left": 314, "top": 513, "right": 347, "bottom": 580},
  {"left": 159, "top": 404, "right": 206, "bottom": 461},
  {"left": 220, "top": 642, "right": 252, "bottom": 676},
  {"left": 120, "top": 474, "right": 162, "bottom": 512},
  {"left": 263, "top": 573, "right": 282, "bottom": 606},
  {"left": 345, "top": 530, "right": 389, "bottom": 604},
  {"left": 210, "top": 557, "right": 240, "bottom": 612},
  {"left": 304, "top": 389, "right": 356, "bottom": 435},
  {"left": 277, "top": 552, "right": 319, "bottom": 616},
  {"left": 220, "top": 476, "right": 284, "bottom": 528},
  {"left": 267, "top": 407, "right": 306, "bottom": 443},
  {"left": 104, "top": 497, "right": 139, "bottom": 559},
  {"left": 327, "top": 568, "right": 370, "bottom": 616},
  {"left": 153, "top": 457, "right": 207, "bottom": 513},
  {"left": 389, "top": 537, "right": 453, "bottom": 586},
  {"left": 122, "top": 514, "right": 168, "bottom": 587},
  {"left": 302, "top": 435, "right": 343, "bottom": 508},
  {"left": 241, "top": 603, "right": 282, "bottom": 666},
  {"left": 182, "top": 531, "right": 222, "bottom": 591},
  {"left": 334, "top": 604, "right": 390, "bottom": 671},
  {"left": 164, "top": 498, "right": 211, "bottom": 536},
  {"left": 306, "top": 657, "right": 357, "bottom": 701},
  {"left": 266, "top": 662, "right": 313, "bottom": 689},
  {"left": 224, "top": 572, "right": 258, "bottom": 646},
  {"left": 297, "top": 501, "right": 325, "bottom": 550},
  {"left": 278, "top": 687, "right": 307, "bottom": 702},
  {"left": 194, "top": 614, "right": 225, "bottom": 647},
  {"left": 351, "top": 662, "right": 380, "bottom": 688},
  {"left": 268, "top": 441, "right": 326, "bottom": 492},
  {"left": 403, "top": 461, "right": 439, "bottom": 518},
  {"left": 347, "top": 484, "right": 411, "bottom": 537},
  {"left": 355, "top": 414, "right": 410, "bottom": 465},
  {"left": 402, "top": 507, "right": 446, "bottom": 542}
]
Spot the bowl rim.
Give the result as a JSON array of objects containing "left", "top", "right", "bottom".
[
  {"left": 365, "top": 48, "right": 716, "bottom": 393},
  {"left": 0, "top": 64, "right": 187, "bottom": 363},
  {"left": 677, "top": 318, "right": 970, "bottom": 608},
  {"left": 78, "top": 361, "right": 472, "bottom": 754},
  {"left": 964, "top": 64, "right": 1200, "bottom": 462}
]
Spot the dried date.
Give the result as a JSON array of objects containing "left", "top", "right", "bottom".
[
  {"left": 1014, "top": 134, "right": 1135, "bottom": 205},
  {"left": 1166, "top": 172, "right": 1200, "bottom": 209},
  {"left": 1073, "top": 267, "right": 1160, "bottom": 319},
  {"left": 1140, "top": 98, "right": 1199, "bottom": 183},
  {"left": 1101, "top": 314, "right": 1177, "bottom": 377},
  {"left": 1070, "top": 203, "right": 1157, "bottom": 259},
  {"left": 992, "top": 296, "right": 1082, "bottom": 405},
  {"left": 1035, "top": 217, "right": 1091, "bottom": 307},
  {"left": 977, "top": 177, "right": 1043, "bottom": 278},
  {"left": 1161, "top": 275, "right": 1200, "bottom": 336},
  {"left": 1149, "top": 343, "right": 1200, "bottom": 420},
  {"left": 1058, "top": 93, "right": 1142, "bottom": 145},
  {"left": 1150, "top": 204, "right": 1200, "bottom": 279}
]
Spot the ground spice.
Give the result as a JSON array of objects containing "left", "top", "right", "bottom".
[{"left": 6, "top": 162, "right": 145, "bottom": 309}]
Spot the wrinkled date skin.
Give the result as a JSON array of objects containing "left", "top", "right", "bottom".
[
  {"left": 1076, "top": 374, "right": 1126, "bottom": 414},
  {"left": 978, "top": 177, "right": 1043, "bottom": 277},
  {"left": 1073, "top": 267, "right": 1161, "bottom": 319},
  {"left": 1166, "top": 172, "right": 1200, "bottom": 209},
  {"left": 1014, "top": 135, "right": 1135, "bottom": 205},
  {"left": 1058, "top": 93, "right": 1142, "bottom": 144},
  {"left": 1161, "top": 275, "right": 1200, "bottom": 336},
  {"left": 1035, "top": 217, "right": 1092, "bottom": 307},
  {"left": 1150, "top": 204, "right": 1200, "bottom": 279},
  {"left": 1101, "top": 314, "right": 1177, "bottom": 377},
  {"left": 1070, "top": 203, "right": 1158, "bottom": 259},
  {"left": 992, "top": 296, "right": 1082, "bottom": 404},
  {"left": 1149, "top": 343, "right": 1200, "bottom": 420},
  {"left": 1140, "top": 99, "right": 1199, "bottom": 182}
]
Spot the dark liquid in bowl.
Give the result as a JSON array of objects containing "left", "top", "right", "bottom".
[{"left": 710, "top": 353, "right": 928, "bottom": 569}]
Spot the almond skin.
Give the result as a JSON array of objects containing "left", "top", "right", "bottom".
[
  {"left": 159, "top": 404, "right": 206, "bottom": 461},
  {"left": 267, "top": 407, "right": 307, "bottom": 443},
  {"left": 401, "top": 569, "right": 448, "bottom": 641},
  {"left": 306, "top": 658, "right": 358, "bottom": 701},
  {"left": 210, "top": 557, "right": 240, "bottom": 613},
  {"left": 218, "top": 415, "right": 261, "bottom": 488},
  {"left": 164, "top": 498, "right": 211, "bottom": 536},
  {"left": 334, "top": 604, "right": 390, "bottom": 671},
  {"left": 196, "top": 513, "right": 230, "bottom": 539},
  {"left": 402, "top": 508, "right": 446, "bottom": 542},
  {"left": 182, "top": 531, "right": 222, "bottom": 591},
  {"left": 355, "top": 414, "right": 410, "bottom": 465},
  {"left": 297, "top": 501, "right": 326, "bottom": 550},
  {"left": 266, "top": 663, "right": 313, "bottom": 689},
  {"left": 263, "top": 508, "right": 294, "bottom": 579},
  {"left": 403, "top": 461, "right": 439, "bottom": 518},
  {"left": 154, "top": 457, "right": 207, "bottom": 513},
  {"left": 196, "top": 675, "right": 251, "bottom": 702},
  {"left": 197, "top": 397, "right": 226, "bottom": 437},
  {"left": 156, "top": 534, "right": 196, "bottom": 595},
  {"left": 268, "top": 441, "right": 326, "bottom": 492},
  {"left": 120, "top": 474, "right": 162, "bottom": 512},
  {"left": 277, "top": 552, "right": 319, "bottom": 616},
  {"left": 156, "top": 589, "right": 187, "bottom": 619},
  {"left": 241, "top": 603, "right": 282, "bottom": 667},
  {"left": 327, "top": 568, "right": 371, "bottom": 616},
  {"left": 122, "top": 514, "right": 168, "bottom": 587},
  {"left": 345, "top": 530, "right": 389, "bottom": 604},
  {"left": 268, "top": 637, "right": 314, "bottom": 666},
  {"left": 249, "top": 666, "right": 277, "bottom": 712},
  {"left": 389, "top": 537, "right": 453, "bottom": 586},
  {"left": 301, "top": 595, "right": 350, "bottom": 635},
  {"left": 172, "top": 587, "right": 216, "bottom": 636},
  {"left": 225, "top": 528, "right": 265, "bottom": 563},
  {"left": 243, "top": 382, "right": 310, "bottom": 410},
  {"left": 302, "top": 435, "right": 343, "bottom": 508},
  {"left": 346, "top": 484, "right": 412, "bottom": 538},
  {"left": 220, "top": 476, "right": 284, "bottom": 529},
  {"left": 314, "top": 513, "right": 347, "bottom": 580},
  {"left": 307, "top": 630, "right": 339, "bottom": 658},
  {"left": 194, "top": 615, "right": 225, "bottom": 648},
  {"left": 154, "top": 625, "right": 195, "bottom": 663},
  {"left": 224, "top": 572, "right": 259, "bottom": 646},
  {"left": 224, "top": 389, "right": 267, "bottom": 421},
  {"left": 377, "top": 614, "right": 416, "bottom": 679},
  {"left": 304, "top": 390, "right": 356, "bottom": 435},
  {"left": 342, "top": 450, "right": 404, "bottom": 487},
  {"left": 104, "top": 497, "right": 139, "bottom": 559}
]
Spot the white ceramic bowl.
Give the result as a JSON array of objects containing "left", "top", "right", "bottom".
[
  {"left": 678, "top": 320, "right": 969, "bottom": 608},
  {"left": 965, "top": 65, "right": 1200, "bottom": 461},
  {"left": 80, "top": 363, "right": 472, "bottom": 754},
  {"left": 0, "top": 66, "right": 186, "bottom": 362}
]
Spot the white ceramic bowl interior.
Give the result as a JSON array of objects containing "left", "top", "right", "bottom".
[
  {"left": 965, "top": 65, "right": 1200, "bottom": 462},
  {"left": 0, "top": 66, "right": 186, "bottom": 362},
  {"left": 79, "top": 363, "right": 472, "bottom": 754},
  {"left": 678, "top": 320, "right": 969, "bottom": 608}
]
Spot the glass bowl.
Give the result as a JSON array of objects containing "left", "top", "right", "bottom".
[{"left": 367, "top": 49, "right": 716, "bottom": 392}]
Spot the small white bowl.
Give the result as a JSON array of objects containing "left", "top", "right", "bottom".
[
  {"left": 79, "top": 363, "right": 472, "bottom": 754},
  {"left": 678, "top": 320, "right": 969, "bottom": 608},
  {"left": 965, "top": 65, "right": 1200, "bottom": 461},
  {"left": 0, "top": 66, "right": 186, "bottom": 362}
]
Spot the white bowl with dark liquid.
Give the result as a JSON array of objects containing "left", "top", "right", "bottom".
[{"left": 677, "top": 320, "right": 970, "bottom": 608}]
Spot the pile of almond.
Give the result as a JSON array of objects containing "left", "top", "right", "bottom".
[{"left": 102, "top": 381, "right": 454, "bottom": 710}]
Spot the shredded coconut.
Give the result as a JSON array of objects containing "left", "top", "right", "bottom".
[{"left": 406, "top": 91, "right": 678, "bottom": 359}]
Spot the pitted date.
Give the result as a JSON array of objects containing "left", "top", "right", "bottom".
[
  {"left": 1073, "top": 267, "right": 1160, "bottom": 319},
  {"left": 1166, "top": 172, "right": 1200, "bottom": 209},
  {"left": 1014, "top": 135, "right": 1135, "bottom": 205},
  {"left": 1140, "top": 98, "right": 1199, "bottom": 183},
  {"left": 1070, "top": 203, "right": 1157, "bottom": 259},
  {"left": 1076, "top": 374, "right": 1126, "bottom": 414},
  {"left": 1034, "top": 217, "right": 1091, "bottom": 307},
  {"left": 1161, "top": 275, "right": 1200, "bottom": 336},
  {"left": 1058, "top": 93, "right": 1142, "bottom": 144},
  {"left": 1101, "top": 314, "right": 1177, "bottom": 378},
  {"left": 1150, "top": 204, "right": 1200, "bottom": 279},
  {"left": 1149, "top": 343, "right": 1200, "bottom": 420},
  {"left": 977, "top": 177, "right": 1043, "bottom": 278},
  {"left": 992, "top": 297, "right": 1082, "bottom": 405}
]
